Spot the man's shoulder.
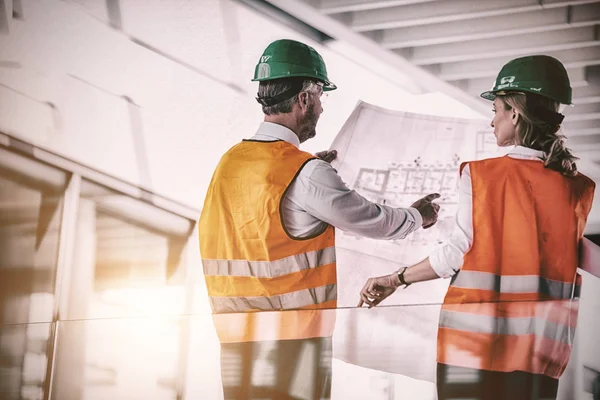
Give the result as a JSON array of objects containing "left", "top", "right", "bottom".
[{"left": 298, "top": 158, "right": 337, "bottom": 178}]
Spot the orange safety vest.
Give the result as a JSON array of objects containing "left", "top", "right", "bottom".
[
  {"left": 437, "top": 156, "right": 595, "bottom": 378},
  {"left": 199, "top": 139, "right": 337, "bottom": 343}
]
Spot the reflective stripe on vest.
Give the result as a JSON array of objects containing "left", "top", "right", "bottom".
[
  {"left": 450, "top": 270, "right": 580, "bottom": 299},
  {"left": 199, "top": 140, "right": 337, "bottom": 342},
  {"left": 439, "top": 309, "right": 573, "bottom": 345},
  {"left": 209, "top": 284, "right": 337, "bottom": 314},
  {"left": 203, "top": 247, "right": 336, "bottom": 278},
  {"left": 438, "top": 300, "right": 578, "bottom": 378},
  {"left": 438, "top": 156, "right": 595, "bottom": 378},
  {"left": 204, "top": 246, "right": 337, "bottom": 312}
]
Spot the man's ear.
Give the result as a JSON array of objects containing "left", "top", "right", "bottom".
[
  {"left": 297, "top": 91, "right": 310, "bottom": 111},
  {"left": 511, "top": 108, "right": 520, "bottom": 126}
]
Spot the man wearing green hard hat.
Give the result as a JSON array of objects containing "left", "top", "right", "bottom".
[
  {"left": 198, "top": 38, "right": 440, "bottom": 398},
  {"left": 358, "top": 54, "right": 595, "bottom": 399}
]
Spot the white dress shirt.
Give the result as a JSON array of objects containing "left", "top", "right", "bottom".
[
  {"left": 429, "top": 146, "right": 546, "bottom": 278},
  {"left": 249, "top": 122, "right": 423, "bottom": 240}
]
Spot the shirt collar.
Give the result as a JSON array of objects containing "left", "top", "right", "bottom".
[
  {"left": 254, "top": 122, "right": 300, "bottom": 148},
  {"left": 507, "top": 145, "right": 545, "bottom": 159}
]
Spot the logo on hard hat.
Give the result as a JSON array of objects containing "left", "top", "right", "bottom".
[
  {"left": 260, "top": 56, "right": 271, "bottom": 63},
  {"left": 257, "top": 63, "right": 271, "bottom": 79},
  {"left": 500, "top": 76, "right": 516, "bottom": 84}
]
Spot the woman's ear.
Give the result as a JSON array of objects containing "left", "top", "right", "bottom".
[{"left": 511, "top": 108, "right": 520, "bottom": 126}]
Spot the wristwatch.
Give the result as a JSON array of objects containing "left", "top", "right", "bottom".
[{"left": 397, "top": 267, "right": 411, "bottom": 288}]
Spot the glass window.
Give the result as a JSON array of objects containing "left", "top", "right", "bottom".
[
  {"left": 0, "top": 148, "right": 67, "bottom": 400},
  {"left": 51, "top": 179, "right": 193, "bottom": 400}
]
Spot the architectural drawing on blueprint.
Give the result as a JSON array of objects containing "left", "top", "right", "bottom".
[
  {"left": 350, "top": 157, "right": 461, "bottom": 249},
  {"left": 328, "top": 101, "right": 492, "bottom": 307},
  {"left": 329, "top": 101, "right": 495, "bottom": 384}
]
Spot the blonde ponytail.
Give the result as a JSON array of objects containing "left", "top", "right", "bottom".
[
  {"left": 500, "top": 93, "right": 578, "bottom": 176},
  {"left": 543, "top": 133, "right": 578, "bottom": 176}
]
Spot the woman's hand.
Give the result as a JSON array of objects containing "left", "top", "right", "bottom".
[{"left": 357, "top": 272, "right": 401, "bottom": 308}]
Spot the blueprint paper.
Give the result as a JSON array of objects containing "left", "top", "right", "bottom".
[
  {"left": 329, "top": 101, "right": 496, "bottom": 308},
  {"left": 329, "top": 101, "right": 500, "bottom": 382}
]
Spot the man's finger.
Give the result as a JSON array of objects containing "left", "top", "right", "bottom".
[
  {"left": 423, "top": 219, "right": 437, "bottom": 229},
  {"left": 423, "top": 193, "right": 441, "bottom": 202},
  {"left": 357, "top": 299, "right": 364, "bottom": 307},
  {"left": 316, "top": 150, "right": 337, "bottom": 162}
]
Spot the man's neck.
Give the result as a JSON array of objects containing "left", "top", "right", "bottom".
[{"left": 264, "top": 114, "right": 300, "bottom": 141}]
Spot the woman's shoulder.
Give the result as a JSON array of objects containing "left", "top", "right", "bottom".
[
  {"left": 573, "top": 171, "right": 596, "bottom": 190},
  {"left": 460, "top": 155, "right": 507, "bottom": 168}
]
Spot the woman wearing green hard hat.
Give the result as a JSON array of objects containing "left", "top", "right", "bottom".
[{"left": 358, "top": 55, "right": 595, "bottom": 399}]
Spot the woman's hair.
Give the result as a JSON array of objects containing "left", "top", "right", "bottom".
[{"left": 499, "top": 93, "right": 578, "bottom": 176}]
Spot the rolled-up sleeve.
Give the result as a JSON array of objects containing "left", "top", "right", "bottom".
[
  {"left": 295, "top": 160, "right": 422, "bottom": 240},
  {"left": 429, "top": 164, "right": 473, "bottom": 278}
]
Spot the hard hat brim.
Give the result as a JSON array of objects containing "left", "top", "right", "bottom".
[
  {"left": 252, "top": 74, "right": 337, "bottom": 91},
  {"left": 323, "top": 81, "right": 337, "bottom": 91},
  {"left": 480, "top": 90, "right": 496, "bottom": 101},
  {"left": 480, "top": 88, "right": 572, "bottom": 105}
]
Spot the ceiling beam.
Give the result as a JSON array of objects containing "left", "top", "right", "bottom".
[
  {"left": 543, "top": 0, "right": 600, "bottom": 6},
  {"left": 317, "top": 0, "right": 437, "bottom": 15},
  {"left": 565, "top": 127, "right": 600, "bottom": 135},
  {"left": 574, "top": 95, "right": 600, "bottom": 104},
  {"left": 575, "top": 96, "right": 600, "bottom": 104},
  {"left": 565, "top": 115, "right": 600, "bottom": 123},
  {"left": 575, "top": 151, "right": 600, "bottom": 164},
  {"left": 567, "top": 133, "right": 600, "bottom": 148},
  {"left": 237, "top": 0, "right": 332, "bottom": 42},
  {"left": 563, "top": 119, "right": 600, "bottom": 136},
  {"left": 379, "top": 4, "right": 600, "bottom": 49},
  {"left": 565, "top": 102, "right": 600, "bottom": 118},
  {"left": 563, "top": 105, "right": 600, "bottom": 127},
  {"left": 437, "top": 47, "right": 600, "bottom": 81},
  {"left": 262, "top": 0, "right": 491, "bottom": 115},
  {"left": 348, "top": 0, "right": 600, "bottom": 32},
  {"left": 409, "top": 26, "right": 600, "bottom": 65},
  {"left": 573, "top": 84, "right": 600, "bottom": 104}
]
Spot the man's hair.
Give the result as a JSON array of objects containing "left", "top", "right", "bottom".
[
  {"left": 499, "top": 93, "right": 578, "bottom": 176},
  {"left": 258, "top": 78, "right": 320, "bottom": 115}
]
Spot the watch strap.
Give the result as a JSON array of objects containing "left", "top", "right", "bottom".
[{"left": 397, "top": 267, "right": 411, "bottom": 288}]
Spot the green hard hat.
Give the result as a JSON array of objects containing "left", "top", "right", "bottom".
[
  {"left": 252, "top": 39, "right": 337, "bottom": 91},
  {"left": 481, "top": 55, "right": 572, "bottom": 105}
]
